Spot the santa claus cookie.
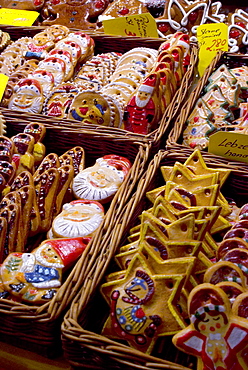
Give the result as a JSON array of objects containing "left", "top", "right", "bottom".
[
  {"left": 37, "top": 57, "right": 66, "bottom": 86},
  {"left": 173, "top": 283, "right": 248, "bottom": 370},
  {"left": 0, "top": 237, "right": 90, "bottom": 303},
  {"left": 51, "top": 199, "right": 104, "bottom": 238},
  {"left": 72, "top": 154, "right": 132, "bottom": 203},
  {"left": 8, "top": 78, "right": 44, "bottom": 114}
]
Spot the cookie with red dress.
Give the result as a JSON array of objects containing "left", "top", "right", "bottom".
[{"left": 173, "top": 283, "right": 248, "bottom": 370}]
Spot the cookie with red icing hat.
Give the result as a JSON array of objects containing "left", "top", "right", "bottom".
[
  {"left": 0, "top": 237, "right": 90, "bottom": 303},
  {"left": 72, "top": 154, "right": 131, "bottom": 203}
]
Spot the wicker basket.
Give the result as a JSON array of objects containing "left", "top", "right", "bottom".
[
  {"left": 167, "top": 51, "right": 248, "bottom": 175},
  {"left": 0, "top": 25, "right": 198, "bottom": 150},
  {"left": 62, "top": 146, "right": 248, "bottom": 370},
  {"left": 0, "top": 114, "right": 151, "bottom": 358}
]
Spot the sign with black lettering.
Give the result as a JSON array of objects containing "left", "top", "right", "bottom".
[{"left": 208, "top": 131, "right": 248, "bottom": 164}]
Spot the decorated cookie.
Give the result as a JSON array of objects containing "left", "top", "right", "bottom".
[
  {"left": 227, "top": 9, "right": 248, "bottom": 53},
  {"left": 51, "top": 199, "right": 104, "bottom": 238},
  {"left": 8, "top": 78, "right": 44, "bottom": 114},
  {"left": 23, "top": 122, "right": 46, "bottom": 165},
  {"left": 203, "top": 260, "right": 246, "bottom": 288},
  {"left": 101, "top": 253, "right": 188, "bottom": 354},
  {"left": 0, "top": 0, "right": 44, "bottom": 10},
  {"left": 72, "top": 154, "right": 132, "bottom": 203},
  {"left": 173, "top": 283, "right": 248, "bottom": 370},
  {"left": 40, "top": 0, "right": 109, "bottom": 30},
  {"left": 98, "top": 0, "right": 148, "bottom": 26},
  {"left": 43, "top": 83, "right": 80, "bottom": 118},
  {"left": 124, "top": 73, "right": 160, "bottom": 135},
  {"left": 30, "top": 70, "right": 55, "bottom": 98},
  {"left": 0, "top": 237, "right": 89, "bottom": 303},
  {"left": 69, "top": 90, "right": 123, "bottom": 127},
  {"left": 38, "top": 57, "right": 66, "bottom": 86}
]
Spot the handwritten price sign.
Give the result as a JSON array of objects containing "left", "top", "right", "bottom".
[
  {"left": 197, "top": 23, "right": 228, "bottom": 76},
  {"left": 103, "top": 13, "right": 158, "bottom": 38},
  {"left": 0, "top": 8, "right": 39, "bottom": 26}
]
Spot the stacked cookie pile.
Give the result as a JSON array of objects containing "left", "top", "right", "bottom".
[
  {"left": 67, "top": 31, "right": 190, "bottom": 133},
  {"left": 183, "top": 63, "right": 248, "bottom": 150},
  {"left": 172, "top": 202, "right": 248, "bottom": 370},
  {"left": 99, "top": 149, "right": 238, "bottom": 354},
  {"left": 1, "top": 25, "right": 190, "bottom": 134}
]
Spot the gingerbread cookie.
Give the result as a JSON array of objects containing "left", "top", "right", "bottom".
[{"left": 173, "top": 283, "right": 248, "bottom": 370}]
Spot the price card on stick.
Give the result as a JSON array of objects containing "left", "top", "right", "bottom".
[
  {"left": 208, "top": 131, "right": 248, "bottom": 164},
  {"left": 0, "top": 8, "right": 39, "bottom": 26},
  {"left": 197, "top": 23, "right": 228, "bottom": 77},
  {"left": 103, "top": 13, "right": 158, "bottom": 38},
  {"left": 0, "top": 74, "right": 9, "bottom": 103}
]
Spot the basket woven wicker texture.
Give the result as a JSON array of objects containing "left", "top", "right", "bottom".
[
  {"left": 0, "top": 115, "right": 151, "bottom": 358},
  {"left": 61, "top": 148, "right": 248, "bottom": 370},
  {"left": 0, "top": 25, "right": 198, "bottom": 150},
  {"left": 167, "top": 51, "right": 248, "bottom": 176}
]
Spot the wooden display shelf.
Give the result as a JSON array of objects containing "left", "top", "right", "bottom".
[{"left": 0, "top": 342, "right": 71, "bottom": 370}]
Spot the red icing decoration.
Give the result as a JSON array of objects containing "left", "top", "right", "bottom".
[
  {"left": 188, "top": 11, "right": 198, "bottom": 23},
  {"left": 230, "top": 29, "right": 241, "bottom": 39},
  {"left": 135, "top": 307, "right": 145, "bottom": 319},
  {"left": 95, "top": 0, "right": 105, "bottom": 9},
  {"left": 236, "top": 22, "right": 246, "bottom": 29},
  {"left": 119, "top": 8, "right": 129, "bottom": 15},
  {"left": 194, "top": 116, "right": 199, "bottom": 122},
  {"left": 208, "top": 99, "right": 215, "bottom": 105},
  {"left": 158, "top": 23, "right": 169, "bottom": 33}
]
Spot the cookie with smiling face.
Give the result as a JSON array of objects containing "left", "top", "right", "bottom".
[
  {"left": 72, "top": 154, "right": 131, "bottom": 203},
  {"left": 173, "top": 283, "right": 248, "bottom": 370},
  {"left": 51, "top": 199, "right": 104, "bottom": 238},
  {"left": 69, "top": 90, "right": 124, "bottom": 128}
]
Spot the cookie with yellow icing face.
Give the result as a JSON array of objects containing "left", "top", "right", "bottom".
[
  {"left": 69, "top": 90, "right": 124, "bottom": 128},
  {"left": 51, "top": 199, "right": 104, "bottom": 238}
]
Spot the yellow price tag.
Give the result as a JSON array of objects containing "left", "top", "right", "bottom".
[
  {"left": 208, "top": 131, "right": 248, "bottom": 164},
  {"left": 197, "top": 23, "right": 228, "bottom": 77},
  {"left": 0, "top": 74, "right": 9, "bottom": 103},
  {"left": 103, "top": 13, "right": 158, "bottom": 38},
  {"left": 0, "top": 8, "right": 39, "bottom": 26}
]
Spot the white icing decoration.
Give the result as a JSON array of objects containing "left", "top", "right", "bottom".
[{"left": 32, "top": 280, "right": 61, "bottom": 288}]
